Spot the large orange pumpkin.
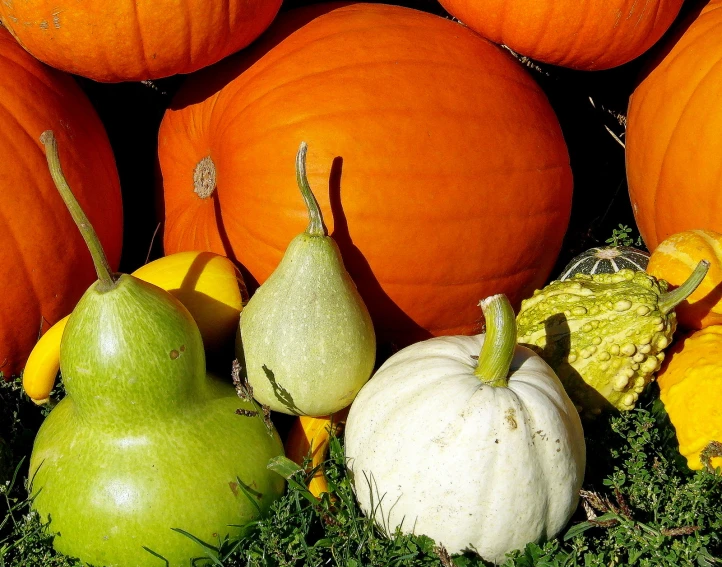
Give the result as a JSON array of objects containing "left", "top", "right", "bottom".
[
  {"left": 158, "top": 2, "right": 573, "bottom": 349},
  {"left": 626, "top": 0, "right": 722, "bottom": 250},
  {"left": 435, "top": 0, "right": 684, "bottom": 70},
  {"left": 0, "top": 0, "right": 282, "bottom": 82},
  {"left": 0, "top": 28, "right": 122, "bottom": 377}
]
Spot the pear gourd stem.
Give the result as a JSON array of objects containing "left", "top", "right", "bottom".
[
  {"left": 658, "top": 260, "right": 710, "bottom": 315},
  {"left": 296, "top": 141, "right": 326, "bottom": 237},
  {"left": 40, "top": 130, "right": 116, "bottom": 292},
  {"left": 474, "top": 294, "right": 516, "bottom": 388}
]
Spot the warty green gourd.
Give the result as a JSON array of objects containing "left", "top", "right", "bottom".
[{"left": 516, "top": 263, "right": 709, "bottom": 418}]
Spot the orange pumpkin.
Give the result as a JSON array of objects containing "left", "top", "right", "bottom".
[
  {"left": 0, "top": 0, "right": 281, "bottom": 82},
  {"left": 626, "top": 0, "right": 722, "bottom": 250},
  {"left": 158, "top": 3, "right": 573, "bottom": 349},
  {"left": 436, "top": 0, "right": 684, "bottom": 71},
  {"left": 647, "top": 230, "right": 722, "bottom": 330},
  {"left": 0, "top": 28, "right": 122, "bottom": 377}
]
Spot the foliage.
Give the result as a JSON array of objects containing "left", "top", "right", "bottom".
[
  {"left": 605, "top": 224, "right": 644, "bottom": 248},
  {"left": 0, "top": 374, "right": 720, "bottom": 566}
]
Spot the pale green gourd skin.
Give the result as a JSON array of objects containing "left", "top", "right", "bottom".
[
  {"left": 516, "top": 270, "right": 674, "bottom": 417},
  {"left": 239, "top": 232, "right": 376, "bottom": 416},
  {"left": 29, "top": 275, "right": 285, "bottom": 567}
]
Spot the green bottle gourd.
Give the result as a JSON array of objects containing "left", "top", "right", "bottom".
[
  {"left": 29, "top": 131, "right": 285, "bottom": 567},
  {"left": 238, "top": 142, "right": 376, "bottom": 416}
]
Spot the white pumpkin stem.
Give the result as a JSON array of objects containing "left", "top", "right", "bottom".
[
  {"left": 40, "top": 130, "right": 117, "bottom": 293},
  {"left": 658, "top": 260, "right": 710, "bottom": 315},
  {"left": 474, "top": 294, "right": 516, "bottom": 387},
  {"left": 296, "top": 141, "right": 327, "bottom": 238}
]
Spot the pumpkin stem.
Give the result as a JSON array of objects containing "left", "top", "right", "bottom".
[
  {"left": 296, "top": 142, "right": 327, "bottom": 237},
  {"left": 658, "top": 260, "right": 710, "bottom": 315},
  {"left": 40, "top": 130, "right": 117, "bottom": 293},
  {"left": 474, "top": 294, "right": 516, "bottom": 388}
]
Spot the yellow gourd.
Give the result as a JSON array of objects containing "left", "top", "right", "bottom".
[
  {"left": 647, "top": 230, "right": 722, "bottom": 330},
  {"left": 22, "top": 251, "right": 246, "bottom": 405},
  {"left": 284, "top": 407, "right": 349, "bottom": 497},
  {"left": 657, "top": 326, "right": 722, "bottom": 471}
]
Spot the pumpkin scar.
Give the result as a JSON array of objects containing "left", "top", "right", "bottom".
[
  {"left": 504, "top": 408, "right": 518, "bottom": 430},
  {"left": 193, "top": 156, "right": 217, "bottom": 199}
]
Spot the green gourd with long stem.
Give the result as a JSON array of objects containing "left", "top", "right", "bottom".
[
  {"left": 238, "top": 142, "right": 376, "bottom": 416},
  {"left": 29, "top": 131, "right": 285, "bottom": 567}
]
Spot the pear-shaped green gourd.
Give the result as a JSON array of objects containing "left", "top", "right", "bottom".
[
  {"left": 238, "top": 142, "right": 376, "bottom": 416},
  {"left": 29, "top": 131, "right": 285, "bottom": 567}
]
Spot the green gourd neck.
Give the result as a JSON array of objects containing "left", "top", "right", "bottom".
[
  {"left": 295, "top": 142, "right": 327, "bottom": 238},
  {"left": 658, "top": 260, "right": 710, "bottom": 315},
  {"left": 474, "top": 294, "right": 517, "bottom": 388},
  {"left": 40, "top": 130, "right": 117, "bottom": 293}
]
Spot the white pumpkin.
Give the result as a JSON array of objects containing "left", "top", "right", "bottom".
[{"left": 344, "top": 295, "right": 586, "bottom": 564}]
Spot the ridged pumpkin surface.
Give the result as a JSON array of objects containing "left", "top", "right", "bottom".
[
  {"left": 657, "top": 326, "right": 722, "bottom": 471},
  {"left": 0, "top": 0, "right": 281, "bottom": 82},
  {"left": 436, "top": 0, "right": 684, "bottom": 70},
  {"left": 0, "top": 28, "right": 122, "bottom": 377},
  {"left": 159, "top": 3, "right": 573, "bottom": 348},
  {"left": 647, "top": 230, "right": 722, "bottom": 330},
  {"left": 627, "top": 1, "right": 722, "bottom": 250}
]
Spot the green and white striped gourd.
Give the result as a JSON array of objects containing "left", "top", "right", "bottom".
[{"left": 558, "top": 247, "right": 649, "bottom": 281}]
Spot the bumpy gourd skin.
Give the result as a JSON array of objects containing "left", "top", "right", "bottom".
[
  {"left": 517, "top": 269, "right": 674, "bottom": 417},
  {"left": 657, "top": 326, "right": 722, "bottom": 471}
]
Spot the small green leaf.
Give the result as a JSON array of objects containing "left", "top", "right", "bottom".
[{"left": 267, "top": 455, "right": 304, "bottom": 479}]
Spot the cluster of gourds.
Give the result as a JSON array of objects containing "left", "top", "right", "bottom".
[{"left": 1, "top": 0, "right": 722, "bottom": 565}]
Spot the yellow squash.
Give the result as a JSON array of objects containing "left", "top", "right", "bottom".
[
  {"left": 284, "top": 407, "right": 349, "bottom": 497},
  {"left": 23, "top": 251, "right": 246, "bottom": 404},
  {"left": 657, "top": 325, "right": 722, "bottom": 471}
]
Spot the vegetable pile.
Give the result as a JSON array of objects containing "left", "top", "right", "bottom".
[{"left": 0, "top": 0, "right": 721, "bottom": 565}]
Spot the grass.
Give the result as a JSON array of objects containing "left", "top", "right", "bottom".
[
  {"left": 0, "top": 224, "right": 716, "bottom": 565},
  {"left": 0, "top": 371, "right": 720, "bottom": 566}
]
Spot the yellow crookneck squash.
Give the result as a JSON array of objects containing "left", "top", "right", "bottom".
[
  {"left": 23, "top": 251, "right": 245, "bottom": 404},
  {"left": 657, "top": 326, "right": 722, "bottom": 471},
  {"left": 284, "top": 408, "right": 350, "bottom": 497}
]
